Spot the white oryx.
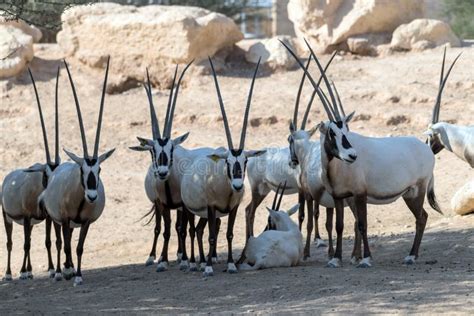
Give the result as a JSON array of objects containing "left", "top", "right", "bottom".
[
  {"left": 424, "top": 49, "right": 473, "bottom": 167},
  {"left": 240, "top": 182, "right": 303, "bottom": 270},
  {"left": 39, "top": 58, "right": 115, "bottom": 286},
  {"left": 283, "top": 39, "right": 443, "bottom": 268},
  {"left": 2, "top": 67, "right": 62, "bottom": 281},
  {"left": 181, "top": 57, "right": 265, "bottom": 277},
  {"left": 130, "top": 62, "right": 215, "bottom": 272}
]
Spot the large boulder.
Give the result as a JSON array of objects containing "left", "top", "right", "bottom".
[
  {"left": 245, "top": 36, "right": 296, "bottom": 70},
  {"left": 0, "top": 19, "right": 42, "bottom": 79},
  {"left": 288, "top": 0, "right": 423, "bottom": 53},
  {"left": 57, "top": 3, "right": 243, "bottom": 90},
  {"left": 391, "top": 19, "right": 461, "bottom": 51},
  {"left": 451, "top": 181, "right": 474, "bottom": 216}
]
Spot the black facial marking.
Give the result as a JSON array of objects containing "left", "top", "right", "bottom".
[
  {"left": 232, "top": 161, "right": 243, "bottom": 179},
  {"left": 158, "top": 151, "right": 168, "bottom": 166},
  {"left": 324, "top": 128, "right": 339, "bottom": 162},
  {"left": 335, "top": 121, "right": 343, "bottom": 128},
  {"left": 342, "top": 135, "right": 352, "bottom": 149},
  {"left": 86, "top": 172, "right": 97, "bottom": 190},
  {"left": 157, "top": 138, "right": 169, "bottom": 146},
  {"left": 85, "top": 158, "right": 97, "bottom": 166},
  {"left": 230, "top": 149, "right": 243, "bottom": 156},
  {"left": 288, "top": 137, "right": 299, "bottom": 164}
]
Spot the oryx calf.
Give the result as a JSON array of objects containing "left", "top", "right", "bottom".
[
  {"left": 39, "top": 58, "right": 115, "bottom": 286},
  {"left": 2, "top": 67, "right": 62, "bottom": 281}
]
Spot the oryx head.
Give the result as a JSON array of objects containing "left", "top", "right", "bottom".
[
  {"left": 425, "top": 47, "right": 461, "bottom": 154},
  {"left": 130, "top": 62, "right": 193, "bottom": 180},
  {"left": 282, "top": 39, "right": 357, "bottom": 164},
  {"left": 207, "top": 57, "right": 266, "bottom": 193},
  {"left": 23, "top": 67, "right": 61, "bottom": 188},
  {"left": 63, "top": 58, "right": 115, "bottom": 204},
  {"left": 287, "top": 52, "right": 336, "bottom": 168},
  {"left": 265, "top": 182, "right": 299, "bottom": 231}
]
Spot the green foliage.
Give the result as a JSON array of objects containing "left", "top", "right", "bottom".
[{"left": 443, "top": 0, "right": 474, "bottom": 39}]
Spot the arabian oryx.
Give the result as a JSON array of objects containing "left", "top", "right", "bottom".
[
  {"left": 181, "top": 57, "right": 265, "bottom": 277},
  {"left": 424, "top": 49, "right": 473, "bottom": 167},
  {"left": 130, "top": 61, "right": 214, "bottom": 272},
  {"left": 39, "top": 58, "right": 115, "bottom": 286},
  {"left": 240, "top": 182, "right": 303, "bottom": 270},
  {"left": 283, "top": 39, "right": 443, "bottom": 268},
  {"left": 2, "top": 67, "right": 62, "bottom": 281}
]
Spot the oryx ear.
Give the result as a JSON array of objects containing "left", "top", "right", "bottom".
[
  {"left": 173, "top": 132, "right": 190, "bottom": 146},
  {"left": 287, "top": 203, "right": 300, "bottom": 216},
  {"left": 308, "top": 123, "right": 321, "bottom": 137},
  {"left": 63, "top": 149, "right": 83, "bottom": 165},
  {"left": 423, "top": 129, "right": 434, "bottom": 136},
  {"left": 266, "top": 207, "right": 274, "bottom": 213},
  {"left": 136, "top": 137, "right": 154, "bottom": 147},
  {"left": 245, "top": 150, "right": 266, "bottom": 158},
  {"left": 23, "top": 163, "right": 46, "bottom": 173},
  {"left": 319, "top": 121, "right": 328, "bottom": 134},
  {"left": 99, "top": 148, "right": 116, "bottom": 164},
  {"left": 207, "top": 148, "right": 228, "bottom": 162},
  {"left": 129, "top": 145, "right": 150, "bottom": 152},
  {"left": 344, "top": 111, "right": 356, "bottom": 123},
  {"left": 289, "top": 121, "right": 296, "bottom": 133}
]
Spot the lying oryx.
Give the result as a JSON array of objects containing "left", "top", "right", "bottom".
[
  {"left": 283, "top": 39, "right": 442, "bottom": 268},
  {"left": 240, "top": 182, "right": 302, "bottom": 270},
  {"left": 39, "top": 58, "right": 115, "bottom": 286},
  {"left": 2, "top": 68, "right": 62, "bottom": 281},
  {"left": 181, "top": 58, "right": 265, "bottom": 276},
  {"left": 424, "top": 49, "right": 472, "bottom": 167}
]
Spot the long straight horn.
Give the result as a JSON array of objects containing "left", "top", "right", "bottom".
[
  {"left": 240, "top": 58, "right": 260, "bottom": 150},
  {"left": 166, "top": 60, "right": 194, "bottom": 138},
  {"left": 432, "top": 48, "right": 461, "bottom": 124},
  {"left": 54, "top": 66, "right": 60, "bottom": 165},
  {"left": 145, "top": 68, "right": 161, "bottom": 140},
  {"left": 163, "top": 65, "right": 178, "bottom": 138},
  {"left": 276, "top": 181, "right": 287, "bottom": 211},
  {"left": 331, "top": 81, "right": 346, "bottom": 117},
  {"left": 294, "top": 55, "right": 312, "bottom": 129},
  {"left": 64, "top": 60, "right": 89, "bottom": 158},
  {"left": 93, "top": 56, "right": 110, "bottom": 159},
  {"left": 301, "top": 51, "right": 338, "bottom": 130},
  {"left": 279, "top": 40, "right": 335, "bottom": 121},
  {"left": 272, "top": 182, "right": 282, "bottom": 210},
  {"left": 209, "top": 57, "right": 234, "bottom": 149},
  {"left": 28, "top": 68, "right": 51, "bottom": 165}
]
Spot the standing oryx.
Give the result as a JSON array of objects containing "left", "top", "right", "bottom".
[
  {"left": 130, "top": 61, "right": 211, "bottom": 272},
  {"left": 424, "top": 49, "right": 472, "bottom": 166},
  {"left": 39, "top": 58, "right": 115, "bottom": 286},
  {"left": 283, "top": 39, "right": 442, "bottom": 268},
  {"left": 2, "top": 67, "right": 62, "bottom": 281},
  {"left": 181, "top": 57, "right": 265, "bottom": 277}
]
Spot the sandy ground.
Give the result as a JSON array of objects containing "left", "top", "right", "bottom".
[{"left": 0, "top": 44, "right": 473, "bottom": 314}]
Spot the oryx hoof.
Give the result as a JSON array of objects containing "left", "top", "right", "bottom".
[
  {"left": 54, "top": 272, "right": 63, "bottom": 281},
  {"left": 203, "top": 266, "right": 214, "bottom": 277},
  {"left": 62, "top": 267, "right": 75, "bottom": 280},
  {"left": 19, "top": 272, "right": 29, "bottom": 280},
  {"left": 326, "top": 258, "right": 342, "bottom": 268},
  {"left": 404, "top": 255, "right": 416, "bottom": 265},
  {"left": 73, "top": 276, "right": 83, "bottom": 287},
  {"left": 48, "top": 269, "right": 56, "bottom": 278},
  {"left": 315, "top": 238, "right": 327, "bottom": 248},
  {"left": 357, "top": 257, "right": 373, "bottom": 268},
  {"left": 27, "top": 271, "right": 33, "bottom": 279},
  {"left": 145, "top": 256, "right": 155, "bottom": 267},
  {"left": 179, "top": 260, "right": 189, "bottom": 271},
  {"left": 212, "top": 257, "right": 218, "bottom": 264},
  {"left": 227, "top": 263, "right": 238, "bottom": 274},
  {"left": 3, "top": 274, "right": 12, "bottom": 281},
  {"left": 156, "top": 261, "right": 168, "bottom": 272},
  {"left": 189, "top": 262, "right": 198, "bottom": 272},
  {"left": 199, "top": 263, "right": 206, "bottom": 272},
  {"left": 177, "top": 253, "right": 183, "bottom": 263},
  {"left": 350, "top": 256, "right": 360, "bottom": 265}
]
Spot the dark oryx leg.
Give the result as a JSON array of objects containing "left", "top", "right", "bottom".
[
  {"left": 20, "top": 218, "right": 32, "bottom": 280},
  {"left": 328, "top": 199, "right": 344, "bottom": 268},
  {"left": 304, "top": 198, "right": 314, "bottom": 259},
  {"left": 53, "top": 222, "right": 63, "bottom": 281},
  {"left": 187, "top": 211, "right": 198, "bottom": 271},
  {"left": 146, "top": 202, "right": 161, "bottom": 266},
  {"left": 212, "top": 218, "right": 221, "bottom": 263},
  {"left": 69, "top": 228, "right": 75, "bottom": 269},
  {"left": 178, "top": 209, "right": 190, "bottom": 270},
  {"left": 348, "top": 202, "right": 362, "bottom": 265},
  {"left": 2, "top": 210, "right": 13, "bottom": 281},
  {"left": 176, "top": 208, "right": 183, "bottom": 262},
  {"left": 157, "top": 206, "right": 171, "bottom": 272},
  {"left": 26, "top": 225, "right": 33, "bottom": 278},
  {"left": 355, "top": 195, "right": 372, "bottom": 268},
  {"left": 325, "top": 208, "right": 335, "bottom": 259},
  {"left": 298, "top": 191, "right": 305, "bottom": 231},
  {"left": 314, "top": 203, "right": 327, "bottom": 248},
  {"left": 196, "top": 218, "right": 207, "bottom": 270},
  {"left": 204, "top": 207, "right": 217, "bottom": 277},
  {"left": 226, "top": 206, "right": 238, "bottom": 273},
  {"left": 403, "top": 189, "right": 428, "bottom": 265},
  {"left": 62, "top": 221, "right": 74, "bottom": 280},
  {"left": 74, "top": 221, "right": 90, "bottom": 286},
  {"left": 45, "top": 217, "right": 55, "bottom": 277}
]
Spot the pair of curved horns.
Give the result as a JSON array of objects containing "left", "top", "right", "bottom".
[
  {"left": 28, "top": 67, "right": 60, "bottom": 165},
  {"left": 64, "top": 56, "right": 110, "bottom": 159},
  {"left": 209, "top": 57, "right": 260, "bottom": 150},
  {"left": 271, "top": 181, "right": 287, "bottom": 211},
  {"left": 431, "top": 47, "right": 462, "bottom": 124}
]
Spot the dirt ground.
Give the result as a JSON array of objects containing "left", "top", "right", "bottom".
[{"left": 0, "top": 44, "right": 473, "bottom": 314}]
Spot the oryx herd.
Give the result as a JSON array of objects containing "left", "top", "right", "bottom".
[{"left": 1, "top": 40, "right": 471, "bottom": 286}]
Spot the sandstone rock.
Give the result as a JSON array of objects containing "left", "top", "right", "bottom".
[
  {"left": 0, "top": 24, "right": 36, "bottom": 78},
  {"left": 451, "top": 181, "right": 474, "bottom": 216},
  {"left": 0, "top": 18, "right": 42, "bottom": 43},
  {"left": 347, "top": 37, "right": 375, "bottom": 56},
  {"left": 288, "top": 0, "right": 423, "bottom": 53},
  {"left": 245, "top": 36, "right": 296, "bottom": 70},
  {"left": 57, "top": 3, "right": 243, "bottom": 90},
  {"left": 391, "top": 19, "right": 461, "bottom": 51}
]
